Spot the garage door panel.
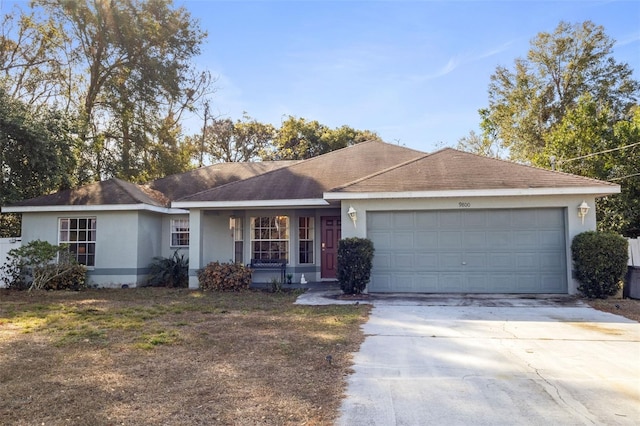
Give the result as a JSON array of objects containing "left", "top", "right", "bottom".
[
  {"left": 393, "top": 212, "right": 415, "bottom": 228},
  {"left": 439, "top": 212, "right": 463, "bottom": 227},
  {"left": 540, "top": 252, "right": 564, "bottom": 269},
  {"left": 487, "top": 211, "right": 512, "bottom": 227},
  {"left": 490, "top": 275, "right": 516, "bottom": 292},
  {"left": 368, "top": 212, "right": 392, "bottom": 227},
  {"left": 392, "top": 232, "right": 415, "bottom": 248},
  {"left": 394, "top": 253, "right": 415, "bottom": 268},
  {"left": 441, "top": 274, "right": 464, "bottom": 292},
  {"left": 512, "top": 210, "right": 538, "bottom": 227},
  {"left": 487, "top": 231, "right": 511, "bottom": 246},
  {"left": 541, "top": 275, "right": 565, "bottom": 292},
  {"left": 440, "top": 253, "right": 463, "bottom": 269},
  {"left": 539, "top": 230, "right": 564, "bottom": 247},
  {"left": 538, "top": 209, "right": 564, "bottom": 227},
  {"left": 464, "top": 231, "right": 488, "bottom": 248},
  {"left": 370, "top": 274, "right": 392, "bottom": 291},
  {"left": 369, "top": 231, "right": 392, "bottom": 249},
  {"left": 416, "top": 231, "right": 438, "bottom": 248},
  {"left": 373, "top": 252, "right": 392, "bottom": 269},
  {"left": 515, "top": 253, "right": 539, "bottom": 269},
  {"left": 464, "top": 211, "right": 488, "bottom": 227},
  {"left": 368, "top": 209, "right": 567, "bottom": 294},
  {"left": 467, "top": 275, "right": 490, "bottom": 292},
  {"left": 464, "top": 253, "right": 487, "bottom": 268},
  {"left": 416, "top": 211, "right": 439, "bottom": 227},
  {"left": 439, "top": 231, "right": 462, "bottom": 248},
  {"left": 513, "top": 231, "right": 539, "bottom": 247},
  {"left": 515, "top": 275, "right": 538, "bottom": 291},
  {"left": 416, "top": 253, "right": 438, "bottom": 269},
  {"left": 487, "top": 253, "right": 513, "bottom": 269}
]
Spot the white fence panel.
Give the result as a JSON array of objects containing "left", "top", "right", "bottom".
[
  {"left": 629, "top": 238, "right": 640, "bottom": 267},
  {"left": 0, "top": 237, "right": 22, "bottom": 287}
]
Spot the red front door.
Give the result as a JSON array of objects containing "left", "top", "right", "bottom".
[{"left": 321, "top": 216, "right": 341, "bottom": 279}]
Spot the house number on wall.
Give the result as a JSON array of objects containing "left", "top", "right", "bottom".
[{"left": 458, "top": 202, "right": 471, "bottom": 208}]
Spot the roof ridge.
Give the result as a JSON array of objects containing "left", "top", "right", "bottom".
[
  {"left": 171, "top": 157, "right": 306, "bottom": 202},
  {"left": 112, "top": 178, "right": 170, "bottom": 206},
  {"left": 175, "top": 141, "right": 397, "bottom": 202},
  {"left": 328, "top": 152, "right": 432, "bottom": 192},
  {"left": 448, "top": 148, "right": 619, "bottom": 187}
]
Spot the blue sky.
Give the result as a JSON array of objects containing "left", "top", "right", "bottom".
[
  {"left": 179, "top": 0, "right": 640, "bottom": 153},
  {"left": 2, "top": 0, "right": 639, "bottom": 153}
]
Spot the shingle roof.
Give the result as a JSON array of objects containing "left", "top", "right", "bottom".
[
  {"left": 327, "top": 148, "right": 619, "bottom": 194},
  {"left": 4, "top": 143, "right": 619, "bottom": 210},
  {"left": 6, "top": 161, "right": 298, "bottom": 209},
  {"left": 177, "top": 141, "right": 425, "bottom": 202},
  {"left": 8, "top": 178, "right": 170, "bottom": 208},
  {"left": 148, "top": 161, "right": 298, "bottom": 200}
]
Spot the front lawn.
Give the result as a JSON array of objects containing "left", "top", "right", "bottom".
[{"left": 0, "top": 288, "right": 370, "bottom": 425}]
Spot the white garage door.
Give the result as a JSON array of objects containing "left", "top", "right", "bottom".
[{"left": 367, "top": 209, "right": 567, "bottom": 293}]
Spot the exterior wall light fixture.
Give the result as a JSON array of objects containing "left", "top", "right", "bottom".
[
  {"left": 347, "top": 206, "right": 357, "bottom": 227},
  {"left": 578, "top": 201, "right": 590, "bottom": 224}
]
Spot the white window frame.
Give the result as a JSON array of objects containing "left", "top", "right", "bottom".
[
  {"left": 59, "top": 217, "right": 97, "bottom": 267},
  {"left": 170, "top": 218, "right": 190, "bottom": 247},
  {"left": 250, "top": 216, "right": 289, "bottom": 261},
  {"left": 230, "top": 217, "right": 244, "bottom": 263},
  {"left": 298, "top": 216, "right": 314, "bottom": 264}
]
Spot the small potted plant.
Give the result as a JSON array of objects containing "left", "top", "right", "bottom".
[{"left": 286, "top": 273, "right": 293, "bottom": 285}]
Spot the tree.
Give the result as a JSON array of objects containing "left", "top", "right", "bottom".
[
  {"left": 0, "top": 5, "right": 70, "bottom": 109},
  {"left": 485, "top": 21, "right": 639, "bottom": 162},
  {"left": 268, "top": 116, "right": 383, "bottom": 160},
  {"left": 3, "top": 0, "right": 211, "bottom": 183},
  {"left": 0, "top": 89, "right": 79, "bottom": 237},
  {"left": 540, "top": 96, "right": 640, "bottom": 237},
  {"left": 204, "top": 114, "right": 276, "bottom": 163}
]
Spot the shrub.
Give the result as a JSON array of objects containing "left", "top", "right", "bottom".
[
  {"left": 197, "top": 261, "right": 252, "bottom": 291},
  {"left": 1, "top": 240, "right": 86, "bottom": 291},
  {"left": 571, "top": 231, "right": 628, "bottom": 299},
  {"left": 337, "top": 237, "right": 375, "bottom": 295},
  {"left": 146, "top": 250, "right": 189, "bottom": 288},
  {"left": 41, "top": 263, "right": 88, "bottom": 290}
]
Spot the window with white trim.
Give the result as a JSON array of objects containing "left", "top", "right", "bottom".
[
  {"left": 250, "top": 216, "right": 289, "bottom": 261},
  {"left": 298, "top": 217, "right": 314, "bottom": 264},
  {"left": 171, "top": 218, "right": 189, "bottom": 247},
  {"left": 230, "top": 217, "right": 244, "bottom": 263},
  {"left": 59, "top": 217, "right": 96, "bottom": 266}
]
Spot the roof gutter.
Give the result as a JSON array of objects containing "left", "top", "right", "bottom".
[
  {"left": 1, "top": 204, "right": 188, "bottom": 214},
  {"left": 172, "top": 199, "right": 331, "bottom": 209},
  {"left": 323, "top": 186, "right": 621, "bottom": 200}
]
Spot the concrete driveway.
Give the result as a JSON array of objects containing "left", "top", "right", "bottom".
[{"left": 336, "top": 296, "right": 640, "bottom": 426}]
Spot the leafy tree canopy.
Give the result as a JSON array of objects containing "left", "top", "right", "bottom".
[
  {"left": 484, "top": 20, "right": 639, "bottom": 162},
  {"left": 462, "top": 20, "right": 639, "bottom": 236}
]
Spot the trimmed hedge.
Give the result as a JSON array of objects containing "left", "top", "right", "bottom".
[
  {"left": 337, "top": 237, "right": 375, "bottom": 295},
  {"left": 197, "top": 261, "right": 252, "bottom": 291},
  {"left": 571, "top": 231, "right": 628, "bottom": 299}
]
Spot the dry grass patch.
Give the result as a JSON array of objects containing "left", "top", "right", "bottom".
[
  {"left": 0, "top": 288, "right": 370, "bottom": 425},
  {"left": 585, "top": 296, "right": 640, "bottom": 322}
]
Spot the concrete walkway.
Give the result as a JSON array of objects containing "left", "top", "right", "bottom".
[{"left": 298, "top": 292, "right": 640, "bottom": 425}]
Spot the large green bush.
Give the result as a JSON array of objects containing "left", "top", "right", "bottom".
[
  {"left": 337, "top": 237, "right": 375, "bottom": 295},
  {"left": 197, "top": 261, "right": 252, "bottom": 291},
  {"left": 571, "top": 231, "right": 628, "bottom": 299}
]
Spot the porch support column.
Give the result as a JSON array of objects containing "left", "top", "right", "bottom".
[{"left": 188, "top": 209, "right": 204, "bottom": 289}]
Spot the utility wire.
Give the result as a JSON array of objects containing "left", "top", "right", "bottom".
[
  {"left": 556, "top": 141, "right": 640, "bottom": 164},
  {"left": 609, "top": 172, "right": 640, "bottom": 181}
]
